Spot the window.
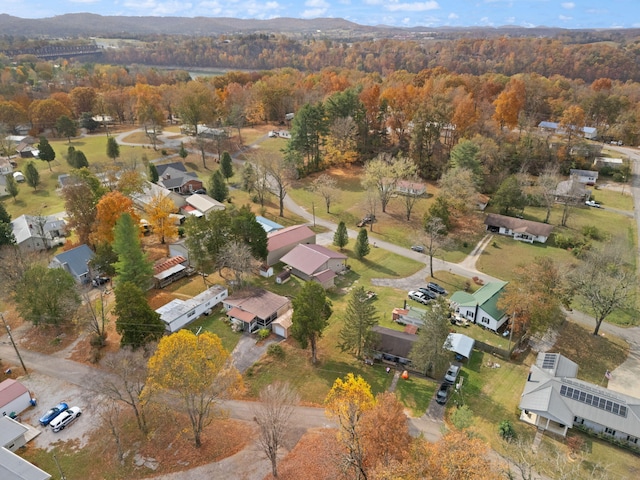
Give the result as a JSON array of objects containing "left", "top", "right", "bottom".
[
  {"left": 605, "top": 427, "right": 616, "bottom": 436},
  {"left": 481, "top": 317, "right": 490, "bottom": 324},
  {"left": 627, "top": 436, "right": 638, "bottom": 444},
  {"left": 187, "top": 310, "right": 196, "bottom": 318}
]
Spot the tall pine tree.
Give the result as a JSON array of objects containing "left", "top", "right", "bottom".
[
  {"left": 112, "top": 213, "right": 153, "bottom": 291},
  {"left": 333, "top": 221, "right": 348, "bottom": 251},
  {"left": 338, "top": 286, "right": 379, "bottom": 358},
  {"left": 220, "top": 151, "right": 234, "bottom": 182},
  {"left": 209, "top": 170, "right": 228, "bottom": 202},
  {"left": 354, "top": 228, "right": 371, "bottom": 259},
  {"left": 114, "top": 281, "right": 165, "bottom": 348}
]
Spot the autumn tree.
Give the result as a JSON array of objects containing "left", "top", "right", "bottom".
[
  {"left": 325, "top": 373, "right": 376, "bottom": 480},
  {"left": 62, "top": 168, "right": 106, "bottom": 246},
  {"left": 114, "top": 281, "right": 165, "bottom": 348},
  {"left": 147, "top": 330, "right": 241, "bottom": 448},
  {"left": 112, "top": 213, "right": 154, "bottom": 291},
  {"left": 81, "top": 288, "right": 109, "bottom": 348},
  {"left": 145, "top": 193, "right": 178, "bottom": 244},
  {"left": 24, "top": 161, "right": 40, "bottom": 191},
  {"left": 339, "top": 286, "right": 379, "bottom": 359},
  {"left": 29, "top": 98, "right": 72, "bottom": 133},
  {"left": 220, "top": 151, "right": 234, "bottom": 182},
  {"left": 570, "top": 242, "right": 636, "bottom": 335},
  {"left": 362, "top": 154, "right": 415, "bottom": 213},
  {"left": 333, "top": 221, "right": 349, "bottom": 251},
  {"left": 355, "top": 228, "right": 371, "bottom": 259},
  {"left": 106, "top": 136, "right": 120, "bottom": 162},
  {"left": 291, "top": 281, "right": 333, "bottom": 365},
  {"left": 56, "top": 115, "right": 77, "bottom": 143},
  {"left": 437, "top": 167, "right": 478, "bottom": 217},
  {"left": 253, "top": 382, "right": 301, "bottom": 478},
  {"left": 409, "top": 298, "right": 452, "bottom": 377},
  {"left": 536, "top": 165, "right": 560, "bottom": 224},
  {"left": 91, "top": 191, "right": 137, "bottom": 246},
  {"left": 177, "top": 81, "right": 220, "bottom": 168},
  {"left": 116, "top": 169, "right": 146, "bottom": 196},
  {"left": 15, "top": 264, "right": 80, "bottom": 327},
  {"left": 216, "top": 240, "right": 257, "bottom": 287},
  {"left": 311, "top": 173, "right": 339, "bottom": 213},
  {"left": 37, "top": 136, "right": 56, "bottom": 171},
  {"left": 493, "top": 77, "right": 526, "bottom": 130},
  {"left": 559, "top": 105, "right": 586, "bottom": 158}
]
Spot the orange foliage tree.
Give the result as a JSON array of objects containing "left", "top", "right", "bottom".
[
  {"left": 145, "top": 193, "right": 178, "bottom": 244},
  {"left": 90, "top": 191, "right": 138, "bottom": 246}
]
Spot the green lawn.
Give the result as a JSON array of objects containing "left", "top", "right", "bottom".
[
  {"left": 589, "top": 186, "right": 634, "bottom": 210},
  {"left": 187, "top": 311, "right": 243, "bottom": 354}
]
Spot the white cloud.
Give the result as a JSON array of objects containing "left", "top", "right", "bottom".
[
  {"left": 448, "top": 12, "right": 458, "bottom": 19},
  {"left": 558, "top": 15, "right": 572, "bottom": 21},
  {"left": 69, "top": 0, "right": 100, "bottom": 4},
  {"left": 385, "top": 2, "right": 440, "bottom": 13},
  {"left": 561, "top": 2, "right": 575, "bottom": 9},
  {"left": 363, "top": 0, "right": 384, "bottom": 5},
  {"left": 123, "top": 0, "right": 193, "bottom": 15}
]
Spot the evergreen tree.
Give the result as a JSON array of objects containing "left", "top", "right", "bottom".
[
  {"left": 230, "top": 205, "right": 268, "bottom": 261},
  {"left": 112, "top": 213, "right": 154, "bottom": 291},
  {"left": 220, "top": 151, "right": 234, "bottom": 182},
  {"left": 354, "top": 228, "right": 371, "bottom": 259},
  {"left": 0, "top": 202, "right": 10, "bottom": 224},
  {"left": 178, "top": 141, "right": 188, "bottom": 160},
  {"left": 0, "top": 203, "right": 14, "bottom": 246},
  {"left": 79, "top": 112, "right": 99, "bottom": 132},
  {"left": 24, "top": 161, "right": 40, "bottom": 191},
  {"left": 291, "top": 281, "right": 332, "bottom": 365},
  {"left": 114, "top": 281, "right": 165, "bottom": 348},
  {"left": 107, "top": 136, "right": 120, "bottom": 162},
  {"left": 5, "top": 174, "right": 19, "bottom": 202},
  {"left": 409, "top": 298, "right": 452, "bottom": 377},
  {"left": 37, "top": 136, "right": 56, "bottom": 171},
  {"left": 148, "top": 163, "right": 159, "bottom": 183},
  {"left": 209, "top": 170, "right": 228, "bottom": 202},
  {"left": 493, "top": 175, "right": 527, "bottom": 216},
  {"left": 333, "top": 221, "right": 349, "bottom": 251},
  {"left": 67, "top": 147, "right": 88, "bottom": 169},
  {"left": 241, "top": 162, "right": 256, "bottom": 193},
  {"left": 338, "top": 286, "right": 379, "bottom": 358},
  {"left": 56, "top": 115, "right": 77, "bottom": 143}
]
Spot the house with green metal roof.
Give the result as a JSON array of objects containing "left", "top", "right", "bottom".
[{"left": 449, "top": 281, "right": 508, "bottom": 332}]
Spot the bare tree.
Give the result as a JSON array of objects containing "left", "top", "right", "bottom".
[
  {"left": 559, "top": 173, "right": 584, "bottom": 227},
  {"left": 216, "top": 241, "right": 258, "bottom": 287},
  {"left": 399, "top": 177, "right": 425, "bottom": 221},
  {"left": 95, "top": 396, "right": 126, "bottom": 465},
  {"left": 253, "top": 382, "right": 301, "bottom": 478},
  {"left": 311, "top": 173, "right": 339, "bottom": 214},
  {"left": 87, "top": 347, "right": 153, "bottom": 434},
  {"left": 537, "top": 165, "right": 560, "bottom": 224},
  {"left": 81, "top": 290, "right": 109, "bottom": 347},
  {"left": 263, "top": 154, "right": 295, "bottom": 217},
  {"left": 0, "top": 245, "right": 43, "bottom": 300},
  {"left": 570, "top": 241, "right": 636, "bottom": 335},
  {"left": 422, "top": 217, "right": 451, "bottom": 278}
]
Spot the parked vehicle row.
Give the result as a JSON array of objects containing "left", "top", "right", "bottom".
[
  {"left": 436, "top": 364, "right": 461, "bottom": 405},
  {"left": 39, "top": 402, "right": 82, "bottom": 432},
  {"left": 407, "top": 282, "right": 448, "bottom": 305}
]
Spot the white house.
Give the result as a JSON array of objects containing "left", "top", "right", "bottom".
[
  {"left": 484, "top": 214, "right": 554, "bottom": 244},
  {"left": 155, "top": 285, "right": 228, "bottom": 333},
  {"left": 396, "top": 180, "right": 427, "bottom": 196},
  {"left": 449, "top": 281, "right": 508, "bottom": 332},
  {"left": 0, "top": 380, "right": 32, "bottom": 418},
  {"left": 10, "top": 214, "right": 66, "bottom": 252},
  {"left": 594, "top": 157, "right": 624, "bottom": 169},
  {"left": 184, "top": 193, "right": 226, "bottom": 216},
  {"left": 569, "top": 169, "right": 598, "bottom": 185},
  {"left": 520, "top": 353, "right": 640, "bottom": 447}
]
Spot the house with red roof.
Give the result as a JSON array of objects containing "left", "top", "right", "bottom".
[
  {"left": 279, "top": 244, "right": 347, "bottom": 288},
  {"left": 266, "top": 224, "right": 316, "bottom": 266}
]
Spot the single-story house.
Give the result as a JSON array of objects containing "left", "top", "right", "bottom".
[
  {"left": 396, "top": 180, "right": 426, "bottom": 196},
  {"left": 594, "top": 157, "right": 624, "bottom": 169},
  {"left": 554, "top": 177, "right": 591, "bottom": 203},
  {"left": 446, "top": 333, "right": 475, "bottom": 360},
  {"left": 184, "top": 193, "right": 226, "bottom": 216},
  {"left": 155, "top": 285, "right": 228, "bottom": 333},
  {"left": 223, "top": 288, "right": 290, "bottom": 333},
  {"left": 449, "top": 281, "right": 508, "bottom": 332},
  {"left": 271, "top": 308, "right": 293, "bottom": 338},
  {"left": 10, "top": 214, "right": 66, "bottom": 252},
  {"left": 569, "top": 169, "right": 598, "bottom": 185},
  {"left": 538, "top": 121, "right": 597, "bottom": 140},
  {"left": 48, "top": 244, "right": 95, "bottom": 285},
  {"left": 153, "top": 256, "right": 190, "bottom": 289},
  {"left": 519, "top": 353, "right": 640, "bottom": 447},
  {"left": 392, "top": 306, "right": 427, "bottom": 328},
  {"left": 484, "top": 213, "right": 554, "bottom": 244},
  {"left": 131, "top": 181, "right": 186, "bottom": 211},
  {"left": 0, "top": 447, "right": 51, "bottom": 480},
  {"left": 476, "top": 194, "right": 490, "bottom": 211},
  {"left": 156, "top": 162, "right": 203, "bottom": 195},
  {"left": 371, "top": 325, "right": 417, "bottom": 365},
  {"left": 266, "top": 224, "right": 316, "bottom": 266},
  {"left": 0, "top": 380, "right": 32, "bottom": 418},
  {"left": 15, "top": 142, "right": 38, "bottom": 159},
  {"left": 256, "top": 216, "right": 284, "bottom": 234},
  {"left": 279, "top": 244, "right": 347, "bottom": 288},
  {"left": 0, "top": 416, "right": 29, "bottom": 452}
]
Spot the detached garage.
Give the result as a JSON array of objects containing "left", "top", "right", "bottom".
[{"left": 0, "top": 380, "right": 32, "bottom": 417}]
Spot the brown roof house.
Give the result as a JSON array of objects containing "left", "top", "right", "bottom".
[
  {"left": 0, "top": 380, "right": 32, "bottom": 418},
  {"left": 156, "top": 162, "right": 203, "bottom": 194},
  {"left": 279, "top": 244, "right": 347, "bottom": 288},
  {"left": 266, "top": 224, "right": 315, "bottom": 266},
  {"left": 484, "top": 213, "right": 554, "bottom": 244},
  {"left": 223, "top": 288, "right": 291, "bottom": 333}
]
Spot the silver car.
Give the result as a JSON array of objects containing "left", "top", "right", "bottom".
[{"left": 50, "top": 406, "right": 82, "bottom": 433}]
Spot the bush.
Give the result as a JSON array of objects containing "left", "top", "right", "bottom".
[
  {"left": 451, "top": 404, "right": 474, "bottom": 430},
  {"left": 553, "top": 233, "right": 583, "bottom": 250},
  {"left": 267, "top": 343, "right": 285, "bottom": 359},
  {"left": 161, "top": 149, "right": 168, "bottom": 156},
  {"left": 581, "top": 225, "right": 604, "bottom": 241},
  {"left": 498, "top": 419, "right": 516, "bottom": 441},
  {"left": 257, "top": 328, "right": 271, "bottom": 341}
]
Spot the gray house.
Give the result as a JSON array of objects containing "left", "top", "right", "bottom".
[
  {"left": 519, "top": 353, "right": 640, "bottom": 447},
  {"left": 10, "top": 214, "right": 66, "bottom": 251},
  {"left": 49, "top": 244, "right": 95, "bottom": 285}
]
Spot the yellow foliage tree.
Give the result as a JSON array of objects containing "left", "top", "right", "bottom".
[
  {"left": 90, "top": 191, "right": 138, "bottom": 246},
  {"left": 325, "top": 373, "right": 376, "bottom": 480},
  {"left": 492, "top": 77, "right": 525, "bottom": 130},
  {"left": 146, "top": 330, "right": 241, "bottom": 448},
  {"left": 145, "top": 193, "right": 178, "bottom": 244}
]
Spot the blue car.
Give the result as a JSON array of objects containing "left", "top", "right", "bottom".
[{"left": 39, "top": 402, "right": 68, "bottom": 426}]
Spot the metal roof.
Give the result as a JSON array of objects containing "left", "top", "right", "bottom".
[{"left": 0, "top": 448, "right": 50, "bottom": 480}]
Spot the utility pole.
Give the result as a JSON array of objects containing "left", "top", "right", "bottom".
[
  {"left": 1, "top": 312, "right": 28, "bottom": 375},
  {"left": 312, "top": 201, "right": 316, "bottom": 227},
  {"left": 53, "top": 453, "right": 67, "bottom": 480}
]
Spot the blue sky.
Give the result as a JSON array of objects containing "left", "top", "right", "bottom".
[{"left": 2, "top": 0, "right": 638, "bottom": 29}]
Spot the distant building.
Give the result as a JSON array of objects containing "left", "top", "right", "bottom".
[
  {"left": 569, "top": 169, "right": 598, "bottom": 185},
  {"left": 484, "top": 214, "right": 554, "bottom": 244},
  {"left": 538, "top": 121, "right": 597, "bottom": 140}
]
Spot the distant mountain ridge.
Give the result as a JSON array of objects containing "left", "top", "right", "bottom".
[{"left": 1, "top": 13, "right": 636, "bottom": 39}]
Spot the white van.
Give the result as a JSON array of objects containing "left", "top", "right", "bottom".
[{"left": 50, "top": 406, "right": 82, "bottom": 432}]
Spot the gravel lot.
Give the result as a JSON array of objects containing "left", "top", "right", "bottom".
[{"left": 17, "top": 372, "right": 98, "bottom": 450}]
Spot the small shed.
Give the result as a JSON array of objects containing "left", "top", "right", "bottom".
[
  {"left": 271, "top": 309, "right": 293, "bottom": 339},
  {"left": 446, "top": 333, "right": 476, "bottom": 360},
  {"left": 0, "top": 380, "right": 32, "bottom": 417}
]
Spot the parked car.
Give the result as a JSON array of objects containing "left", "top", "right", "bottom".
[
  {"left": 444, "top": 364, "right": 460, "bottom": 384},
  {"left": 408, "top": 290, "right": 430, "bottom": 305},
  {"left": 585, "top": 200, "right": 601, "bottom": 208},
  {"left": 410, "top": 245, "right": 425, "bottom": 253},
  {"left": 92, "top": 276, "right": 109, "bottom": 287},
  {"left": 436, "top": 382, "right": 450, "bottom": 405},
  {"left": 50, "top": 406, "right": 82, "bottom": 433},
  {"left": 39, "top": 402, "right": 68, "bottom": 426},
  {"left": 417, "top": 287, "right": 438, "bottom": 300},
  {"left": 192, "top": 188, "right": 207, "bottom": 194},
  {"left": 426, "top": 282, "right": 447, "bottom": 296}
]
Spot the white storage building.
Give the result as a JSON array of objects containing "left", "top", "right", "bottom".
[{"left": 155, "top": 285, "right": 228, "bottom": 332}]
